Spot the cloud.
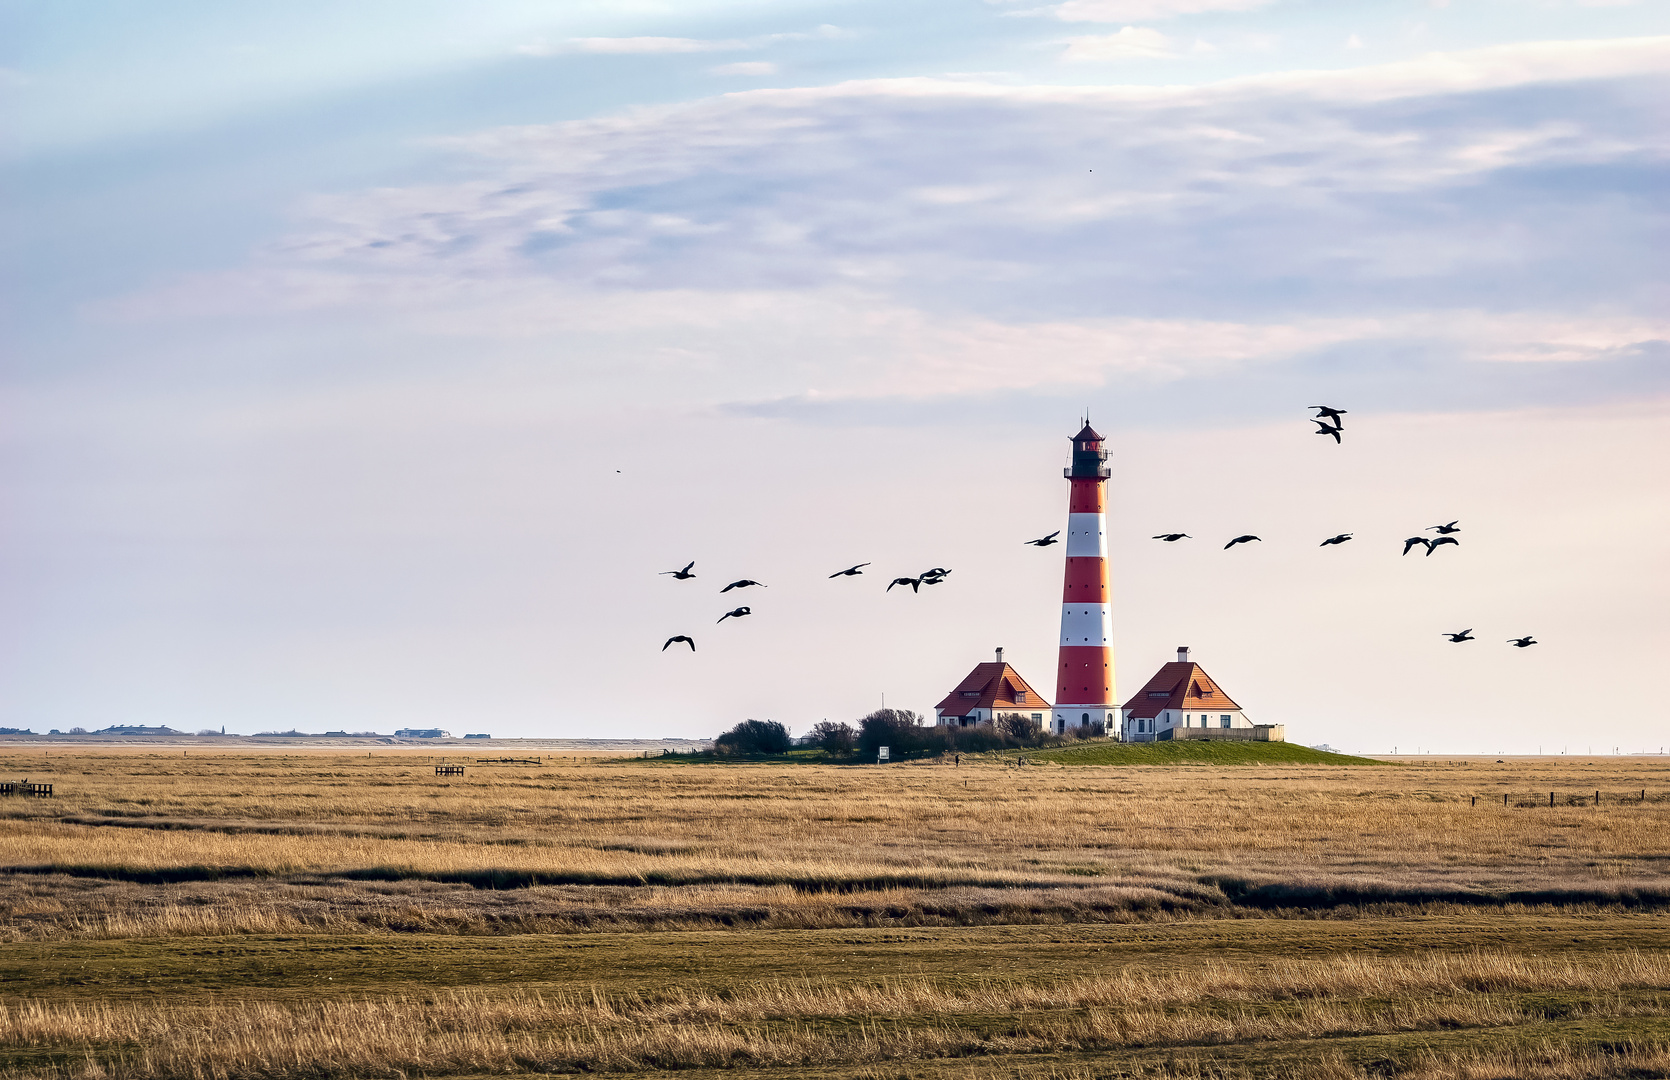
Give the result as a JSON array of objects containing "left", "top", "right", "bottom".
[
  {"left": 517, "top": 25, "right": 851, "bottom": 57},
  {"left": 521, "top": 36, "right": 749, "bottom": 56},
  {"left": 105, "top": 37, "right": 1669, "bottom": 411},
  {"left": 710, "top": 61, "right": 779, "bottom": 76},
  {"left": 1050, "top": 0, "right": 1274, "bottom": 19},
  {"left": 1060, "top": 26, "right": 1180, "bottom": 60}
]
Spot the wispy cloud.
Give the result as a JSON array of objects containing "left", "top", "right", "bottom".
[
  {"left": 517, "top": 24, "right": 851, "bottom": 58},
  {"left": 520, "top": 36, "right": 749, "bottom": 56},
  {"left": 710, "top": 61, "right": 779, "bottom": 76},
  {"left": 1061, "top": 26, "right": 1180, "bottom": 60},
  {"left": 1049, "top": 0, "right": 1274, "bottom": 20},
  {"left": 107, "top": 37, "right": 1670, "bottom": 409}
]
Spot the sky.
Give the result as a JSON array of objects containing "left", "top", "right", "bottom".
[{"left": 2, "top": 1, "right": 1667, "bottom": 752}]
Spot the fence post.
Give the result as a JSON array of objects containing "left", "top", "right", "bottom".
[
  {"left": 1504, "top": 793, "right": 1509, "bottom": 807},
  {"left": 1471, "top": 796, "right": 1476, "bottom": 807},
  {"left": 1550, "top": 791, "right": 1554, "bottom": 807},
  {"left": 1595, "top": 790, "right": 1600, "bottom": 805}
]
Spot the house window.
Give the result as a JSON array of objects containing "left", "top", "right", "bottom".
[
  {"left": 1221, "top": 715, "right": 1231, "bottom": 727},
  {"left": 1031, "top": 713, "right": 1042, "bottom": 722},
  {"left": 1081, "top": 712, "right": 1089, "bottom": 724}
]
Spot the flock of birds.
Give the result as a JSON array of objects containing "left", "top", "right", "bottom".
[
  {"left": 656, "top": 404, "right": 1536, "bottom": 653},
  {"left": 657, "top": 561, "right": 953, "bottom": 651},
  {"left": 1124, "top": 518, "right": 1464, "bottom": 555}
]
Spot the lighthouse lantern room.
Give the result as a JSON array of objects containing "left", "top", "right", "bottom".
[{"left": 1053, "top": 422, "right": 1116, "bottom": 736}]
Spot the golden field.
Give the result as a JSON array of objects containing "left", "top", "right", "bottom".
[{"left": 0, "top": 748, "right": 1667, "bottom": 1077}]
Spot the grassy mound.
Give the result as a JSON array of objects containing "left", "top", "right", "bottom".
[{"left": 1016, "top": 740, "right": 1386, "bottom": 766}]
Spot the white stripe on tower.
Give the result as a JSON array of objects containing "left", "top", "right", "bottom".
[
  {"left": 1059, "top": 605, "right": 1112, "bottom": 645},
  {"left": 1064, "top": 513, "right": 1107, "bottom": 558}
]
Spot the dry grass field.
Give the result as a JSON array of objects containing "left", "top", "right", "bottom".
[{"left": 0, "top": 749, "right": 1667, "bottom": 1078}]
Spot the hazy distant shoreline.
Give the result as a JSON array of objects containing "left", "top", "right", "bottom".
[{"left": 0, "top": 735, "right": 713, "bottom": 751}]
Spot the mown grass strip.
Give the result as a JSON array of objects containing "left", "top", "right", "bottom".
[{"left": 1019, "top": 741, "right": 1386, "bottom": 766}]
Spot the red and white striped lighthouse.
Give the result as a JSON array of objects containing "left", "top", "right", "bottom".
[{"left": 1053, "top": 422, "right": 1116, "bottom": 736}]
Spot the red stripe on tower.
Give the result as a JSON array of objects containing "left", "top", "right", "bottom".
[{"left": 1053, "top": 422, "right": 1115, "bottom": 737}]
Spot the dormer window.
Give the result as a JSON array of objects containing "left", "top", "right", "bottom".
[
  {"left": 1146, "top": 691, "right": 1168, "bottom": 700},
  {"left": 961, "top": 690, "right": 979, "bottom": 699}
]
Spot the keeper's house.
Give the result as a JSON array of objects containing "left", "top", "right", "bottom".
[
  {"left": 934, "top": 648, "right": 1050, "bottom": 728},
  {"left": 1120, "top": 647, "right": 1283, "bottom": 742}
]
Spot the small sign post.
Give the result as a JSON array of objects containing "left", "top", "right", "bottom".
[{"left": 878, "top": 746, "right": 890, "bottom": 763}]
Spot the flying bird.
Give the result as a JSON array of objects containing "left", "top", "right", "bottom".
[
  {"left": 1309, "top": 405, "right": 1347, "bottom": 427},
  {"left": 717, "top": 607, "right": 752, "bottom": 623},
  {"left": 1402, "top": 537, "right": 1431, "bottom": 556},
  {"left": 1507, "top": 636, "right": 1538, "bottom": 648},
  {"left": 1427, "top": 521, "right": 1461, "bottom": 535},
  {"left": 660, "top": 561, "right": 696, "bottom": 580},
  {"left": 1312, "top": 419, "right": 1342, "bottom": 444},
  {"left": 1426, "top": 536, "right": 1459, "bottom": 555},
  {"left": 1224, "top": 535, "right": 1261, "bottom": 549},
  {"left": 662, "top": 635, "right": 695, "bottom": 652},
  {"left": 887, "top": 576, "right": 921, "bottom": 593},
  {"left": 1442, "top": 629, "right": 1475, "bottom": 643},
  {"left": 919, "top": 567, "right": 950, "bottom": 581},
  {"left": 829, "top": 562, "right": 870, "bottom": 578},
  {"left": 720, "top": 579, "right": 767, "bottom": 593},
  {"left": 1152, "top": 533, "right": 1191, "bottom": 542},
  {"left": 1025, "top": 531, "right": 1061, "bottom": 547},
  {"left": 1320, "top": 533, "right": 1353, "bottom": 546}
]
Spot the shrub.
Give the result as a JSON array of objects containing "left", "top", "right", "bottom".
[
  {"left": 939, "top": 724, "right": 1006, "bottom": 753},
  {"left": 996, "top": 712, "right": 1042, "bottom": 744},
  {"left": 714, "top": 719, "right": 792, "bottom": 755},
  {"left": 857, "top": 709, "right": 939, "bottom": 758},
  {"left": 810, "top": 721, "right": 857, "bottom": 755}
]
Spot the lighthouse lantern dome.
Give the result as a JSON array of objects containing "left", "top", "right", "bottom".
[{"left": 1067, "top": 423, "right": 1110, "bottom": 479}]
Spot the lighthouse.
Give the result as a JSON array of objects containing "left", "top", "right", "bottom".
[{"left": 1053, "top": 422, "right": 1116, "bottom": 737}]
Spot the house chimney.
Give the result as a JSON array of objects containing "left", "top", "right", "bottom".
[
  {"left": 995, "top": 647, "right": 1004, "bottom": 665},
  {"left": 1177, "top": 646, "right": 1190, "bottom": 663}
]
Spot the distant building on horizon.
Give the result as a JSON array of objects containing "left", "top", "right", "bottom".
[
  {"left": 1120, "top": 646, "right": 1282, "bottom": 742},
  {"left": 395, "top": 728, "right": 452, "bottom": 739},
  {"left": 934, "top": 648, "right": 1050, "bottom": 728}
]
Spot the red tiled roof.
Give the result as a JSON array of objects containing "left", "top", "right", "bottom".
[
  {"left": 935, "top": 662, "right": 1051, "bottom": 715},
  {"left": 1119, "top": 661, "right": 1242, "bottom": 719}
]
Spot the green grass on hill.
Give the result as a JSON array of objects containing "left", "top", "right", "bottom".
[
  {"left": 1016, "top": 740, "right": 1387, "bottom": 766},
  {"left": 655, "top": 742, "right": 1386, "bottom": 766}
]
